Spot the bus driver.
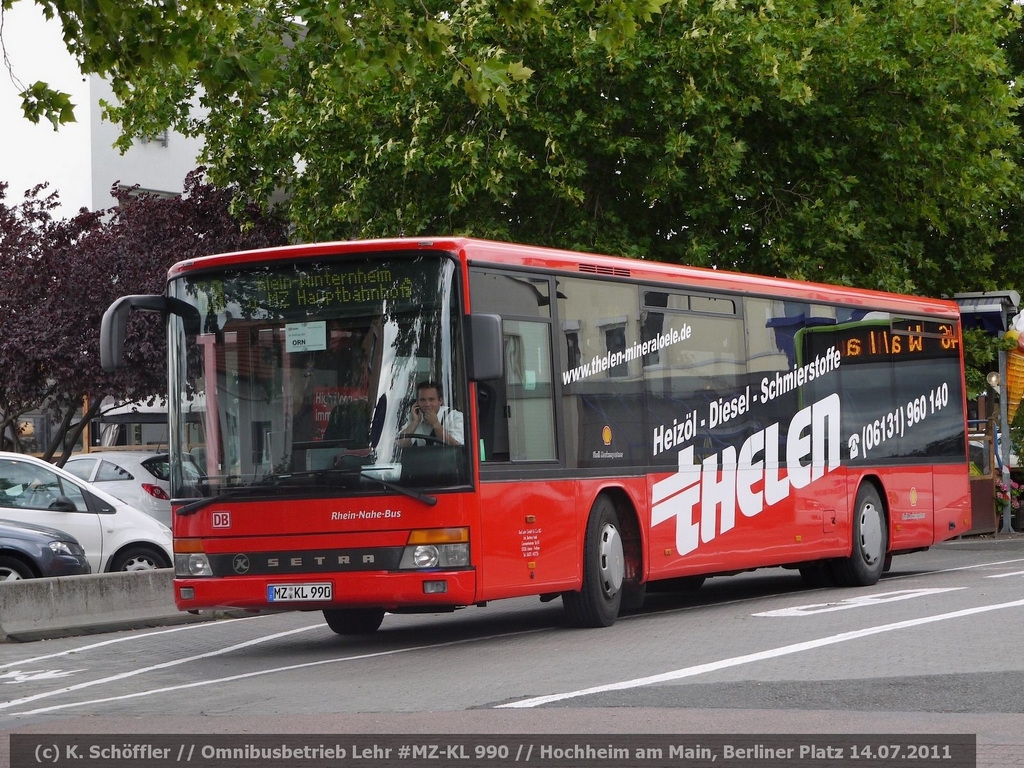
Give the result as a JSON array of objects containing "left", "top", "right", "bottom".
[{"left": 398, "top": 381, "right": 464, "bottom": 447}]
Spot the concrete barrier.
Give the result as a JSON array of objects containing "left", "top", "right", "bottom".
[{"left": 0, "top": 570, "right": 220, "bottom": 642}]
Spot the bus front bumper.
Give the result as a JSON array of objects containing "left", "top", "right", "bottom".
[{"left": 174, "top": 570, "right": 477, "bottom": 613}]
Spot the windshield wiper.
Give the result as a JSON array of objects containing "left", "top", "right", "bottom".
[
  {"left": 354, "top": 471, "right": 437, "bottom": 507},
  {"left": 175, "top": 467, "right": 436, "bottom": 516},
  {"left": 302, "top": 467, "right": 437, "bottom": 506},
  {"left": 175, "top": 482, "right": 308, "bottom": 517}
]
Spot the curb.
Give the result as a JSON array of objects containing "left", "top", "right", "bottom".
[{"left": 0, "top": 570, "right": 230, "bottom": 642}]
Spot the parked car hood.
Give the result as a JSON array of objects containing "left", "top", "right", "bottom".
[{"left": 0, "top": 517, "right": 82, "bottom": 541}]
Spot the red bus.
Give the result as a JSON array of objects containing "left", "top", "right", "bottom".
[{"left": 100, "top": 238, "right": 971, "bottom": 633}]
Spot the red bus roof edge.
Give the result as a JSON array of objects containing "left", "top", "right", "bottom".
[{"left": 166, "top": 236, "right": 960, "bottom": 318}]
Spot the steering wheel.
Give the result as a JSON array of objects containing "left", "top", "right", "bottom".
[{"left": 405, "top": 434, "right": 447, "bottom": 446}]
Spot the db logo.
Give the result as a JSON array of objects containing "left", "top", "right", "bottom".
[{"left": 212, "top": 511, "right": 231, "bottom": 528}]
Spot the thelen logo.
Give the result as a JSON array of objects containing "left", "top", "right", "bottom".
[
  {"left": 212, "top": 511, "right": 231, "bottom": 528},
  {"left": 652, "top": 393, "right": 842, "bottom": 557}
]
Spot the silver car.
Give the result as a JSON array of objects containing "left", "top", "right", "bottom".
[{"left": 63, "top": 451, "right": 203, "bottom": 528}]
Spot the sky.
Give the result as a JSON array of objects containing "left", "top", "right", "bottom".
[
  {"left": 1, "top": 2, "right": 95, "bottom": 216},
  {"left": 1, "top": 3, "right": 205, "bottom": 220}
]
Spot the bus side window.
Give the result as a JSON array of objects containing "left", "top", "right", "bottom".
[
  {"left": 503, "top": 321, "right": 556, "bottom": 461},
  {"left": 479, "top": 321, "right": 555, "bottom": 462},
  {"left": 468, "top": 269, "right": 555, "bottom": 464}
]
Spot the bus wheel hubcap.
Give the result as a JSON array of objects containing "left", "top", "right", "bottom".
[
  {"left": 859, "top": 502, "right": 882, "bottom": 565},
  {"left": 598, "top": 523, "right": 624, "bottom": 597}
]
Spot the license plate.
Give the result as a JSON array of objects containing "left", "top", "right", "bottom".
[{"left": 267, "top": 583, "right": 333, "bottom": 602}]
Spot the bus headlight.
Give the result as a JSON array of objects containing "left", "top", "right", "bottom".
[
  {"left": 175, "top": 553, "right": 213, "bottom": 577},
  {"left": 399, "top": 528, "right": 470, "bottom": 570},
  {"left": 411, "top": 545, "right": 440, "bottom": 568},
  {"left": 175, "top": 539, "right": 212, "bottom": 577}
]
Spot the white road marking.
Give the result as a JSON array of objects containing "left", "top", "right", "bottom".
[
  {"left": 752, "top": 588, "right": 963, "bottom": 617},
  {"left": 497, "top": 597, "right": 1024, "bottom": 708},
  {"left": 1, "top": 628, "right": 550, "bottom": 716},
  {"left": 0, "top": 670, "right": 83, "bottom": 684},
  {"left": 986, "top": 570, "right": 1024, "bottom": 579},
  {"left": 914, "top": 556, "right": 1024, "bottom": 573},
  {"left": 0, "top": 625, "right": 320, "bottom": 713},
  {"left": 0, "top": 615, "right": 265, "bottom": 671}
]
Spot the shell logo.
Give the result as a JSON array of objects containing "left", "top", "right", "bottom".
[{"left": 602, "top": 426, "right": 612, "bottom": 446}]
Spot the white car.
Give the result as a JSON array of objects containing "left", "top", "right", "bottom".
[
  {"left": 63, "top": 450, "right": 202, "bottom": 528},
  {"left": 0, "top": 452, "right": 172, "bottom": 573}
]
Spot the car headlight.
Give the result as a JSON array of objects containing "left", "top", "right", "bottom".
[{"left": 49, "top": 540, "right": 85, "bottom": 556}]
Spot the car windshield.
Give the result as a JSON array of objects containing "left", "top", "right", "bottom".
[{"left": 166, "top": 252, "right": 468, "bottom": 499}]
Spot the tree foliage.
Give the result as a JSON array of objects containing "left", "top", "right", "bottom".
[
  {"left": 0, "top": 172, "right": 287, "bottom": 460},
  {"left": 7, "top": 0, "right": 1021, "bottom": 298},
  {"left": 7, "top": 0, "right": 1024, "bottom": 395},
  {"left": 0, "top": 182, "right": 95, "bottom": 452},
  {"left": 3, "top": 0, "right": 592, "bottom": 129},
  {"left": 78, "top": 0, "right": 1023, "bottom": 302}
]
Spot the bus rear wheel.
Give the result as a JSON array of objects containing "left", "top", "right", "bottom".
[
  {"left": 323, "top": 608, "right": 386, "bottom": 635},
  {"left": 832, "top": 483, "right": 887, "bottom": 587},
  {"left": 563, "top": 496, "right": 624, "bottom": 628}
]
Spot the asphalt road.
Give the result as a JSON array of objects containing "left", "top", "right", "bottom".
[{"left": 2, "top": 535, "right": 1023, "bottom": 768}]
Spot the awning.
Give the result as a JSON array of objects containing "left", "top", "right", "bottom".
[{"left": 954, "top": 292, "right": 1020, "bottom": 335}]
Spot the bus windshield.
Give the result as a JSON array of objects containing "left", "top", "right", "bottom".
[{"left": 166, "top": 253, "right": 468, "bottom": 500}]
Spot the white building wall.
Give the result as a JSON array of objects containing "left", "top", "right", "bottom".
[
  {"left": 0, "top": 3, "right": 204, "bottom": 218},
  {"left": 88, "top": 76, "right": 206, "bottom": 209}
]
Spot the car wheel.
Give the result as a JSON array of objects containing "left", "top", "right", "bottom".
[
  {"left": 110, "top": 546, "right": 168, "bottom": 572},
  {"left": 0, "top": 555, "right": 34, "bottom": 581}
]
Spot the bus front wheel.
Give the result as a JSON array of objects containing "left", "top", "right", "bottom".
[
  {"left": 563, "top": 496, "right": 624, "bottom": 628},
  {"left": 832, "top": 483, "right": 887, "bottom": 587},
  {"left": 323, "top": 608, "right": 386, "bottom": 635}
]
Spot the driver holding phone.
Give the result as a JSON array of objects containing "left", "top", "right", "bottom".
[{"left": 398, "top": 380, "right": 464, "bottom": 447}]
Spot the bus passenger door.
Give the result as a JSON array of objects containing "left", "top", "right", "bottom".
[{"left": 470, "top": 297, "right": 578, "bottom": 599}]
